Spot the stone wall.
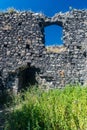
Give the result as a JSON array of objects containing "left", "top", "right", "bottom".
[{"left": 0, "top": 9, "right": 87, "bottom": 93}]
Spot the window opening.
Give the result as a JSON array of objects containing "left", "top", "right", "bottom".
[{"left": 45, "top": 25, "right": 63, "bottom": 46}]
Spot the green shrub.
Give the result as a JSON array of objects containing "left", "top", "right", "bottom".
[
  {"left": 7, "top": 7, "right": 17, "bottom": 13},
  {"left": 5, "top": 85, "right": 87, "bottom": 130}
]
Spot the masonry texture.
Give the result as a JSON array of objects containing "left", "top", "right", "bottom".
[{"left": 0, "top": 9, "right": 87, "bottom": 94}]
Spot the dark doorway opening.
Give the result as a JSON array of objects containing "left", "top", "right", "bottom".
[
  {"left": 18, "top": 66, "right": 40, "bottom": 91},
  {"left": 45, "top": 25, "right": 63, "bottom": 46}
]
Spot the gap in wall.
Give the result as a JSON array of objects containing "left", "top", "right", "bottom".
[
  {"left": 18, "top": 66, "right": 40, "bottom": 91},
  {"left": 44, "top": 25, "right": 63, "bottom": 46}
]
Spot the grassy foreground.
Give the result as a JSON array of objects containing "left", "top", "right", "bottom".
[{"left": 5, "top": 85, "right": 87, "bottom": 130}]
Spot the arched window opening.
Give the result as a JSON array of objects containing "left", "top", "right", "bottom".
[{"left": 44, "top": 25, "right": 63, "bottom": 46}]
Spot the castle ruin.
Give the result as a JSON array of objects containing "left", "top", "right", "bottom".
[{"left": 0, "top": 9, "right": 87, "bottom": 93}]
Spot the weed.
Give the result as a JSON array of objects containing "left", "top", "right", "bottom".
[{"left": 5, "top": 85, "right": 87, "bottom": 130}]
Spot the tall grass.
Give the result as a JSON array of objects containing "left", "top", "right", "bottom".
[{"left": 5, "top": 85, "right": 87, "bottom": 130}]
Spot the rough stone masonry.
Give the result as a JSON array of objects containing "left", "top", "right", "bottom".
[{"left": 0, "top": 9, "right": 87, "bottom": 94}]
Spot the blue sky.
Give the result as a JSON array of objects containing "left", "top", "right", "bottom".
[{"left": 0, "top": 0, "right": 87, "bottom": 46}]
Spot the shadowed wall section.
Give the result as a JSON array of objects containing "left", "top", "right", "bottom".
[{"left": 18, "top": 66, "right": 40, "bottom": 91}]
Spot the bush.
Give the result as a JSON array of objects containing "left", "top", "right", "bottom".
[
  {"left": 7, "top": 7, "right": 17, "bottom": 13},
  {"left": 5, "top": 85, "right": 87, "bottom": 130}
]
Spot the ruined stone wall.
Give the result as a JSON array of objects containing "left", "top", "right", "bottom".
[
  {"left": 0, "top": 11, "right": 45, "bottom": 92},
  {"left": 43, "top": 9, "right": 87, "bottom": 88},
  {"left": 0, "top": 9, "right": 87, "bottom": 93}
]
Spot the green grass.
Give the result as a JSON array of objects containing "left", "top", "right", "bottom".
[{"left": 5, "top": 85, "right": 87, "bottom": 130}]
